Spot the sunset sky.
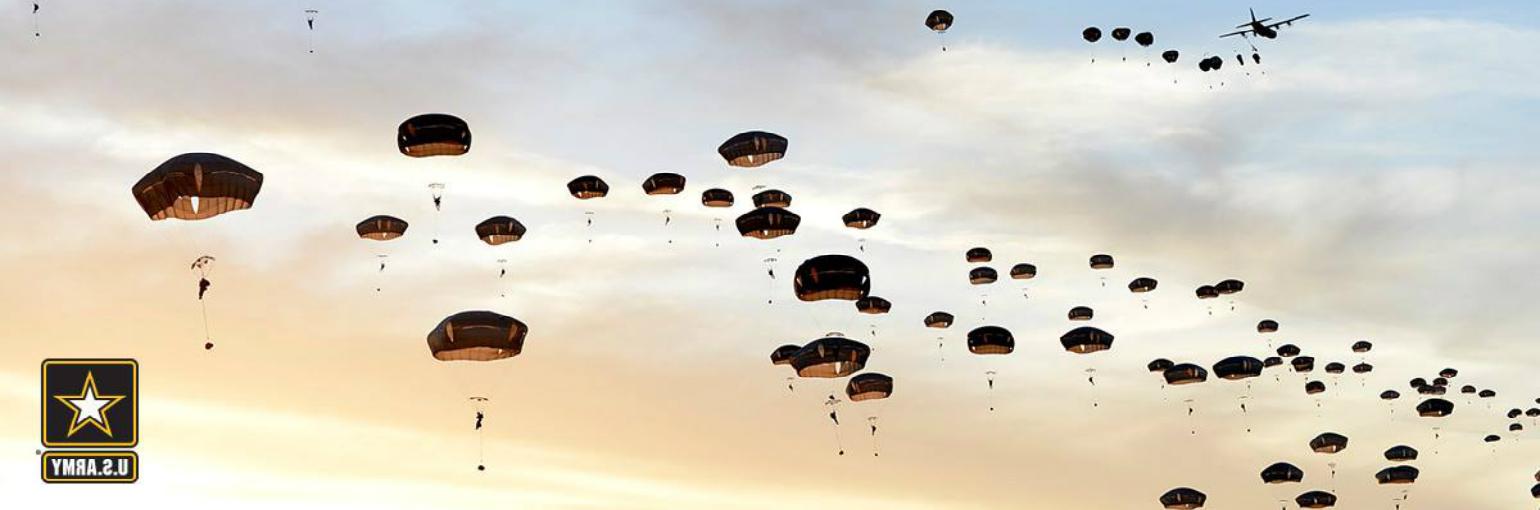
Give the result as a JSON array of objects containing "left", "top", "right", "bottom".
[{"left": 3, "top": 1, "right": 1540, "bottom": 508}]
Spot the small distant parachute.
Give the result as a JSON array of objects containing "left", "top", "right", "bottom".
[
  {"left": 1089, "top": 254, "right": 1115, "bottom": 269},
  {"left": 855, "top": 296, "right": 892, "bottom": 315},
  {"left": 1060, "top": 326, "right": 1113, "bottom": 354},
  {"left": 642, "top": 173, "right": 686, "bottom": 195},
  {"left": 398, "top": 114, "right": 471, "bottom": 157},
  {"left": 1417, "top": 399, "right": 1454, "bottom": 417},
  {"left": 770, "top": 345, "right": 800, "bottom": 366},
  {"left": 356, "top": 215, "right": 409, "bottom": 240},
  {"left": 701, "top": 188, "right": 734, "bottom": 207},
  {"left": 1352, "top": 363, "right": 1373, "bottom": 374},
  {"left": 1261, "top": 462, "right": 1304, "bottom": 484},
  {"left": 1258, "top": 320, "right": 1279, "bottom": 333},
  {"left": 1147, "top": 358, "right": 1174, "bottom": 373},
  {"left": 846, "top": 373, "right": 893, "bottom": 401},
  {"left": 1110, "top": 27, "right": 1131, "bottom": 41},
  {"left": 1128, "top": 277, "right": 1158, "bottom": 293},
  {"left": 1164, "top": 363, "right": 1208, "bottom": 385},
  {"left": 475, "top": 216, "right": 526, "bottom": 245},
  {"left": 969, "top": 267, "right": 999, "bottom": 285},
  {"left": 1134, "top": 31, "right": 1154, "bottom": 47},
  {"left": 1158, "top": 487, "right": 1206, "bottom": 509},
  {"left": 1310, "top": 432, "right": 1349, "bottom": 454},
  {"left": 1068, "top": 306, "right": 1094, "bottom": 321},
  {"left": 1305, "top": 381, "right": 1326, "bottom": 395},
  {"left": 924, "top": 312, "right": 954, "bottom": 329},
  {"left": 1295, "top": 491, "right": 1337, "bottom": 508},
  {"left": 791, "top": 336, "right": 870, "bottom": 378},
  {"left": 751, "top": 189, "right": 793, "bottom": 208},
  {"left": 1162, "top": 50, "right": 1180, "bottom": 63},
  {"left": 1380, "top": 390, "right": 1401, "bottom": 400},
  {"left": 1082, "top": 27, "right": 1102, "bottom": 43},
  {"left": 1384, "top": 445, "right": 1419, "bottom": 462},
  {"left": 842, "top": 208, "right": 881, "bottom": 229},
  {"left": 736, "top": 207, "right": 801, "bottom": 240},
  {"left": 1324, "top": 362, "right": 1345, "bottom": 375},
  {"left": 1195, "top": 285, "right": 1219, "bottom": 299},
  {"left": 1351, "top": 341, "right": 1373, "bottom": 353},
  {"left": 425, "top": 311, "right": 528, "bottom": 362},
  {"left": 1215, "top": 279, "right": 1245, "bottom": 294},
  {"left": 1479, "top": 389, "right": 1497, "bottom": 398},
  {"left": 793, "top": 255, "right": 870, "bottom": 301},
  {"left": 1263, "top": 356, "right": 1283, "bottom": 368},
  {"left": 1291, "top": 356, "right": 1315, "bottom": 373},
  {"left": 967, "top": 326, "right": 1015, "bottom": 355},
  {"left": 133, "top": 153, "right": 264, "bottom": 221},
  {"left": 718, "top": 131, "right": 788, "bottom": 168},
  {"left": 1439, "top": 368, "right": 1459, "bottom": 379},
  {"left": 1460, "top": 385, "right": 1477, "bottom": 394},
  {"left": 1484, "top": 434, "right": 1502, "bottom": 443},
  {"left": 966, "top": 247, "right": 993, "bottom": 263},
  {"left": 1010, "top": 263, "right": 1037, "bottom": 279},
  {"left": 1409, "top": 378, "right": 1427, "bottom": 389},
  {"left": 567, "top": 175, "right": 610, "bottom": 199},
  {"left": 1276, "top": 344, "right": 1300, "bottom": 357},
  {"left": 925, "top": 10, "right": 953, "bottom": 32},
  {"left": 1214, "top": 356, "right": 1263, "bottom": 380}
]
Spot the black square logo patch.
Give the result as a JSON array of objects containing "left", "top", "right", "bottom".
[{"left": 41, "top": 359, "right": 137, "bottom": 448}]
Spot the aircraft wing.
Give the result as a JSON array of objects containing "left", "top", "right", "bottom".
[
  {"left": 1219, "top": 28, "right": 1254, "bottom": 38},
  {"left": 1265, "top": 14, "right": 1310, "bottom": 29}
]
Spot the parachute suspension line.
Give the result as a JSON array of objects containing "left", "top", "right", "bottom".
[
  {"left": 468, "top": 397, "right": 489, "bottom": 472},
  {"left": 304, "top": 9, "right": 318, "bottom": 54},
  {"left": 762, "top": 251, "right": 780, "bottom": 305},
  {"left": 825, "top": 393, "right": 844, "bottom": 456},
  {"left": 32, "top": 2, "right": 41, "bottom": 38},
  {"left": 428, "top": 183, "right": 445, "bottom": 246},
  {"left": 191, "top": 256, "right": 216, "bottom": 350}
]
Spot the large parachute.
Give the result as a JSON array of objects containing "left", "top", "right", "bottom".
[
  {"left": 133, "top": 153, "right": 264, "bottom": 221},
  {"left": 398, "top": 114, "right": 471, "bottom": 157}
]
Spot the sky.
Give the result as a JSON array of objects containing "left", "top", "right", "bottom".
[{"left": 2, "top": 0, "right": 1540, "bottom": 508}]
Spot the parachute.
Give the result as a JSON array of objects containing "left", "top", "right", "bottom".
[
  {"left": 1416, "top": 399, "right": 1454, "bottom": 417},
  {"left": 1159, "top": 488, "right": 1206, "bottom": 509},
  {"left": 426, "top": 311, "right": 528, "bottom": 362},
  {"left": 736, "top": 207, "right": 801, "bottom": 240},
  {"left": 1295, "top": 491, "right": 1337, "bottom": 508},
  {"left": 1291, "top": 356, "right": 1315, "bottom": 373},
  {"left": 1324, "top": 362, "right": 1345, "bottom": 375},
  {"left": 1352, "top": 363, "right": 1373, "bottom": 374},
  {"left": 642, "top": 172, "right": 686, "bottom": 195},
  {"left": 854, "top": 296, "right": 892, "bottom": 315},
  {"left": 1258, "top": 320, "right": 1279, "bottom": 333},
  {"left": 1128, "top": 277, "right": 1158, "bottom": 293},
  {"left": 1162, "top": 49, "right": 1180, "bottom": 63},
  {"left": 1351, "top": 341, "right": 1373, "bottom": 353},
  {"left": 842, "top": 208, "right": 881, "bottom": 229},
  {"left": 475, "top": 216, "right": 526, "bottom": 245},
  {"left": 845, "top": 373, "right": 893, "bottom": 401},
  {"left": 1216, "top": 279, "right": 1245, "bottom": 294},
  {"left": 1306, "top": 381, "right": 1326, "bottom": 395},
  {"left": 1310, "top": 432, "right": 1349, "bottom": 454},
  {"left": 1261, "top": 462, "right": 1305, "bottom": 484},
  {"left": 770, "top": 345, "right": 800, "bottom": 366},
  {"left": 567, "top": 175, "right": 610, "bottom": 199},
  {"left": 398, "top": 114, "right": 471, "bottom": 157},
  {"left": 1214, "top": 356, "right": 1263, "bottom": 380},
  {"left": 791, "top": 337, "right": 870, "bottom": 378},
  {"left": 1089, "top": 254, "right": 1115, "bottom": 269},
  {"left": 1148, "top": 358, "right": 1175, "bottom": 372},
  {"left": 969, "top": 267, "right": 999, "bottom": 285},
  {"left": 793, "top": 255, "right": 870, "bottom": 301},
  {"left": 701, "top": 188, "right": 734, "bottom": 207},
  {"left": 1276, "top": 344, "right": 1301, "bottom": 357},
  {"left": 133, "top": 153, "right": 264, "bottom": 221},
  {"left": 967, "top": 326, "right": 1015, "bottom": 355},
  {"left": 924, "top": 10, "right": 953, "bottom": 32},
  {"left": 1111, "top": 27, "right": 1131, "bottom": 41},
  {"left": 1082, "top": 27, "right": 1102, "bottom": 43},
  {"left": 966, "top": 247, "right": 993, "bottom": 263},
  {"left": 751, "top": 189, "right": 792, "bottom": 208},
  {"left": 924, "top": 312, "right": 954, "bottom": 329},
  {"left": 1164, "top": 364, "right": 1208, "bottom": 385},
  {"left": 1010, "top": 263, "right": 1037, "bottom": 279},
  {"left": 1384, "top": 445, "right": 1419, "bottom": 462},
  {"left": 718, "top": 131, "right": 788, "bottom": 168},
  {"left": 1068, "top": 306, "right": 1094, "bottom": 321},
  {"left": 356, "top": 215, "right": 408, "bottom": 241},
  {"left": 1061, "top": 326, "right": 1113, "bottom": 354},
  {"left": 1134, "top": 31, "right": 1154, "bottom": 47},
  {"left": 1438, "top": 368, "right": 1459, "bottom": 379}
]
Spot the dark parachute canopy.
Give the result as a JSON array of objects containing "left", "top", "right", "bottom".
[
  {"left": 1291, "top": 356, "right": 1315, "bottom": 373},
  {"left": 1257, "top": 320, "right": 1279, "bottom": 333},
  {"left": 1532, "top": 483, "right": 1539, "bottom": 499},
  {"left": 701, "top": 188, "right": 734, "bottom": 207},
  {"left": 1164, "top": 363, "right": 1208, "bottom": 385},
  {"left": 1352, "top": 363, "right": 1373, "bottom": 374},
  {"left": 1380, "top": 390, "right": 1401, "bottom": 400},
  {"left": 969, "top": 267, "right": 999, "bottom": 285},
  {"left": 1111, "top": 27, "right": 1131, "bottom": 41},
  {"left": 426, "top": 311, "right": 528, "bottom": 362},
  {"left": 924, "top": 311, "right": 954, "bottom": 329},
  {"left": 1276, "top": 344, "right": 1301, "bottom": 357},
  {"left": 1409, "top": 378, "right": 1428, "bottom": 389},
  {"left": 1147, "top": 358, "right": 1174, "bottom": 372},
  {"left": 842, "top": 208, "right": 881, "bottom": 229},
  {"left": 1295, "top": 491, "right": 1337, "bottom": 508},
  {"left": 1214, "top": 356, "right": 1263, "bottom": 380},
  {"left": 1351, "top": 340, "right": 1373, "bottom": 353},
  {"left": 1324, "top": 362, "right": 1345, "bottom": 374},
  {"left": 1417, "top": 385, "right": 1446, "bottom": 396},
  {"left": 356, "top": 215, "right": 408, "bottom": 240},
  {"left": 1128, "top": 277, "right": 1158, "bottom": 293},
  {"left": 1195, "top": 285, "right": 1219, "bottom": 299},
  {"left": 1310, "top": 432, "right": 1349, "bottom": 454},
  {"left": 1261, "top": 462, "right": 1305, "bottom": 484},
  {"left": 1068, "top": 306, "right": 1094, "bottom": 321},
  {"left": 1082, "top": 27, "right": 1102, "bottom": 43},
  {"left": 925, "top": 10, "right": 954, "bottom": 32},
  {"left": 1263, "top": 356, "right": 1283, "bottom": 368},
  {"left": 1089, "top": 254, "right": 1115, "bottom": 269},
  {"left": 1158, "top": 487, "right": 1206, "bottom": 509},
  {"left": 1484, "top": 434, "right": 1502, "bottom": 443},
  {"left": 855, "top": 296, "right": 892, "bottom": 315},
  {"left": 1010, "top": 263, "right": 1037, "bottom": 279},
  {"left": 966, "top": 247, "right": 993, "bottom": 263},
  {"left": 133, "top": 153, "right": 264, "bottom": 221},
  {"left": 967, "top": 325, "right": 1015, "bottom": 355},
  {"left": 846, "top": 373, "right": 894, "bottom": 401},
  {"left": 1384, "top": 445, "right": 1419, "bottom": 462},
  {"left": 1417, "top": 398, "right": 1454, "bottom": 417},
  {"left": 1215, "top": 279, "right": 1245, "bottom": 294},
  {"left": 398, "top": 114, "right": 471, "bottom": 157},
  {"left": 793, "top": 255, "right": 870, "bottom": 301},
  {"left": 1479, "top": 389, "right": 1497, "bottom": 398},
  {"left": 736, "top": 207, "right": 800, "bottom": 240},
  {"left": 1134, "top": 31, "right": 1154, "bottom": 47},
  {"left": 1305, "top": 381, "right": 1326, "bottom": 395},
  {"left": 1431, "top": 377, "right": 1448, "bottom": 387},
  {"left": 1460, "top": 384, "right": 1477, "bottom": 394},
  {"left": 791, "top": 337, "right": 870, "bottom": 378},
  {"left": 751, "top": 189, "right": 792, "bottom": 208},
  {"left": 1061, "top": 326, "right": 1113, "bottom": 354},
  {"left": 718, "top": 131, "right": 788, "bottom": 168},
  {"left": 642, "top": 172, "right": 686, "bottom": 195},
  {"left": 1439, "top": 367, "right": 1459, "bottom": 378},
  {"left": 475, "top": 216, "right": 526, "bottom": 245},
  {"left": 567, "top": 175, "right": 610, "bottom": 199},
  {"left": 1162, "top": 49, "right": 1180, "bottom": 63},
  {"left": 1507, "top": 409, "right": 1523, "bottom": 419},
  {"left": 770, "top": 345, "right": 800, "bottom": 366}
]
